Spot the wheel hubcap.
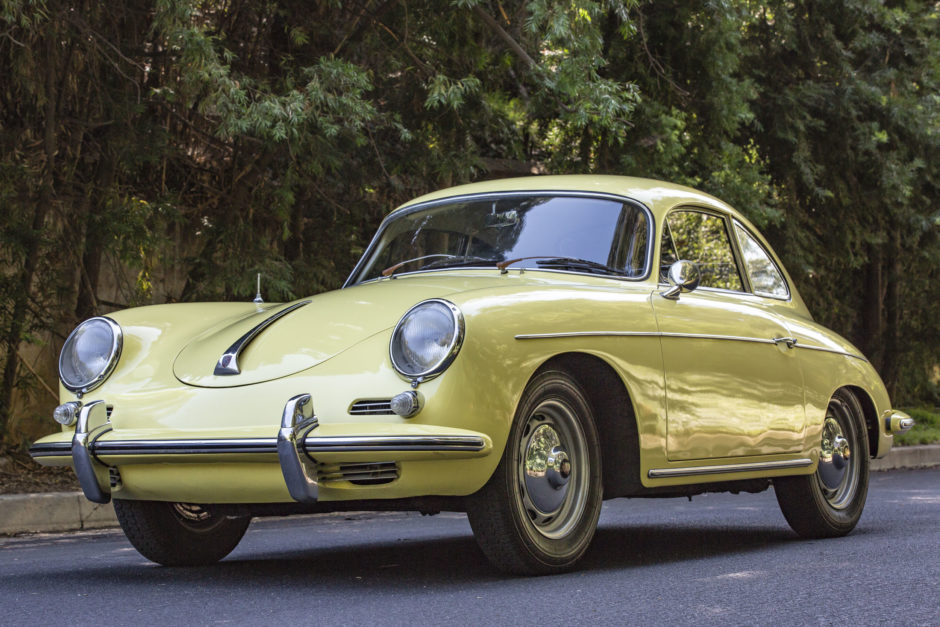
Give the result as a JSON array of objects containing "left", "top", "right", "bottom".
[
  {"left": 516, "top": 399, "right": 589, "bottom": 540},
  {"left": 523, "top": 425, "right": 572, "bottom": 513},
  {"left": 816, "top": 403, "right": 858, "bottom": 509}
]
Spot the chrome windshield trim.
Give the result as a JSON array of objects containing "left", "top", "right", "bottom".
[
  {"left": 648, "top": 458, "right": 813, "bottom": 479},
  {"left": 344, "top": 190, "right": 654, "bottom": 287},
  {"left": 304, "top": 435, "right": 486, "bottom": 453},
  {"left": 214, "top": 300, "right": 312, "bottom": 376}
]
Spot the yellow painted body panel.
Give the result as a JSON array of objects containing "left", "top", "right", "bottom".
[{"left": 33, "top": 175, "right": 897, "bottom": 503}]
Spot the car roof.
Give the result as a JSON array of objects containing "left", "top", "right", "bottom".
[{"left": 393, "top": 175, "right": 740, "bottom": 222}]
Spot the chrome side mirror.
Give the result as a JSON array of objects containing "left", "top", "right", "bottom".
[{"left": 660, "top": 260, "right": 700, "bottom": 300}]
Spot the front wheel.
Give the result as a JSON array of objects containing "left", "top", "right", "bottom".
[
  {"left": 774, "top": 389, "right": 870, "bottom": 538},
  {"left": 466, "top": 370, "right": 603, "bottom": 575},
  {"left": 113, "top": 499, "right": 250, "bottom": 566}
]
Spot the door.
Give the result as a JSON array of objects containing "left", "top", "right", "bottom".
[{"left": 653, "top": 209, "right": 805, "bottom": 461}]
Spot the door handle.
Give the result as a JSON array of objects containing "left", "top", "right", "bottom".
[{"left": 773, "top": 336, "right": 798, "bottom": 349}]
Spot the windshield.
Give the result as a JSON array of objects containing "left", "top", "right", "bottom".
[{"left": 349, "top": 194, "right": 650, "bottom": 284}]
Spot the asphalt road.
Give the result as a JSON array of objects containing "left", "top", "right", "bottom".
[{"left": 2, "top": 468, "right": 937, "bottom": 625}]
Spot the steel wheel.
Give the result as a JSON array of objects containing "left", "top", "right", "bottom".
[
  {"left": 467, "top": 369, "right": 603, "bottom": 575},
  {"left": 516, "top": 400, "right": 589, "bottom": 540},
  {"left": 774, "top": 389, "right": 870, "bottom": 538},
  {"left": 816, "top": 401, "right": 860, "bottom": 510}
]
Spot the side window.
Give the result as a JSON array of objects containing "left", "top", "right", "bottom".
[
  {"left": 659, "top": 222, "right": 679, "bottom": 282},
  {"left": 665, "top": 210, "right": 743, "bottom": 291},
  {"left": 733, "top": 222, "right": 789, "bottom": 299}
]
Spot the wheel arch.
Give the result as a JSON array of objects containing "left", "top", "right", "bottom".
[
  {"left": 534, "top": 352, "right": 641, "bottom": 500},
  {"left": 845, "top": 385, "right": 879, "bottom": 458}
]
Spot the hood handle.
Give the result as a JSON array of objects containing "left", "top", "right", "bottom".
[{"left": 214, "top": 300, "right": 312, "bottom": 376}]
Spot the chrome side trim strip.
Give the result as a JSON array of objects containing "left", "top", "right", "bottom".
[
  {"left": 304, "top": 435, "right": 487, "bottom": 453},
  {"left": 214, "top": 300, "right": 312, "bottom": 376},
  {"left": 793, "top": 343, "right": 867, "bottom": 361},
  {"left": 648, "top": 458, "right": 813, "bottom": 479},
  {"left": 72, "top": 400, "right": 112, "bottom": 504},
  {"left": 515, "top": 330, "right": 866, "bottom": 360},
  {"left": 515, "top": 331, "right": 775, "bottom": 345},
  {"left": 516, "top": 331, "right": 660, "bottom": 340}
]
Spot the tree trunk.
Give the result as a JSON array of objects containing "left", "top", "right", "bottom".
[
  {"left": 860, "top": 246, "right": 885, "bottom": 373},
  {"left": 0, "top": 21, "right": 57, "bottom": 445}
]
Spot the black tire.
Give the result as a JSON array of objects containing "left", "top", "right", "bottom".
[
  {"left": 113, "top": 499, "right": 250, "bottom": 566},
  {"left": 774, "top": 389, "right": 870, "bottom": 538},
  {"left": 466, "top": 369, "right": 603, "bottom": 575}
]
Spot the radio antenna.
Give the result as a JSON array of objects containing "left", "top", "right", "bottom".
[{"left": 253, "top": 273, "right": 264, "bottom": 306}]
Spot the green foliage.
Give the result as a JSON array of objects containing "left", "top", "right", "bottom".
[
  {"left": 0, "top": 0, "right": 938, "bottom": 447},
  {"left": 895, "top": 408, "right": 940, "bottom": 446}
]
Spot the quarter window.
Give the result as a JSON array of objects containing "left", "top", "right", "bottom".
[
  {"left": 663, "top": 210, "right": 743, "bottom": 291},
  {"left": 733, "top": 222, "right": 789, "bottom": 299}
]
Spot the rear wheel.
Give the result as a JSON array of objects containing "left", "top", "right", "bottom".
[
  {"left": 466, "top": 370, "right": 603, "bottom": 575},
  {"left": 113, "top": 499, "right": 250, "bottom": 566},
  {"left": 774, "top": 389, "right": 869, "bottom": 538}
]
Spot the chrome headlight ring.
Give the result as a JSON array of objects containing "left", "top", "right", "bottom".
[
  {"left": 390, "top": 299, "right": 465, "bottom": 383},
  {"left": 58, "top": 316, "right": 123, "bottom": 396}
]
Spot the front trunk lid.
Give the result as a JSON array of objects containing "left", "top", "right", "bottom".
[{"left": 172, "top": 274, "right": 507, "bottom": 387}]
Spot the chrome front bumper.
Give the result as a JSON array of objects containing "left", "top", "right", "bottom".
[{"left": 31, "top": 394, "right": 489, "bottom": 505}]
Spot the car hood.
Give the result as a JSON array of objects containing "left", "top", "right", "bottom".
[{"left": 172, "top": 274, "right": 510, "bottom": 388}]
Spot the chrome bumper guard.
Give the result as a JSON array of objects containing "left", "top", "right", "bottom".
[
  {"left": 56, "top": 393, "right": 486, "bottom": 504},
  {"left": 72, "top": 400, "right": 113, "bottom": 504},
  {"left": 277, "top": 393, "right": 320, "bottom": 503}
]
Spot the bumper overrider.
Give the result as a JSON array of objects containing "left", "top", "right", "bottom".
[{"left": 30, "top": 395, "right": 491, "bottom": 505}]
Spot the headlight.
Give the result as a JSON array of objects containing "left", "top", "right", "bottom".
[
  {"left": 58, "top": 317, "right": 123, "bottom": 395},
  {"left": 390, "top": 299, "right": 464, "bottom": 380}
]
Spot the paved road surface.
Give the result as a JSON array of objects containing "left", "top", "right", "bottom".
[{"left": 2, "top": 469, "right": 937, "bottom": 625}]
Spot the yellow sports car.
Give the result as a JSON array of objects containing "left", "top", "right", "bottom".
[{"left": 31, "top": 175, "right": 913, "bottom": 574}]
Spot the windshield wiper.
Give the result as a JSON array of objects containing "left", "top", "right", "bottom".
[
  {"left": 497, "top": 256, "right": 622, "bottom": 276},
  {"left": 382, "top": 254, "right": 493, "bottom": 278},
  {"left": 382, "top": 254, "right": 458, "bottom": 278}
]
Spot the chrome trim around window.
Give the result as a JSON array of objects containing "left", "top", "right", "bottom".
[
  {"left": 648, "top": 458, "right": 813, "bottom": 479},
  {"left": 214, "top": 300, "right": 312, "bottom": 376}
]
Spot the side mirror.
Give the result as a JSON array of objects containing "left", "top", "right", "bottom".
[{"left": 660, "top": 260, "right": 700, "bottom": 300}]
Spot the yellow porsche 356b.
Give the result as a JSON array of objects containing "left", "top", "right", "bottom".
[{"left": 31, "top": 176, "right": 912, "bottom": 574}]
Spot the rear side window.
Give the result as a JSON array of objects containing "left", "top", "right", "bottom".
[
  {"left": 662, "top": 210, "right": 743, "bottom": 291},
  {"left": 733, "top": 222, "right": 789, "bottom": 299}
]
